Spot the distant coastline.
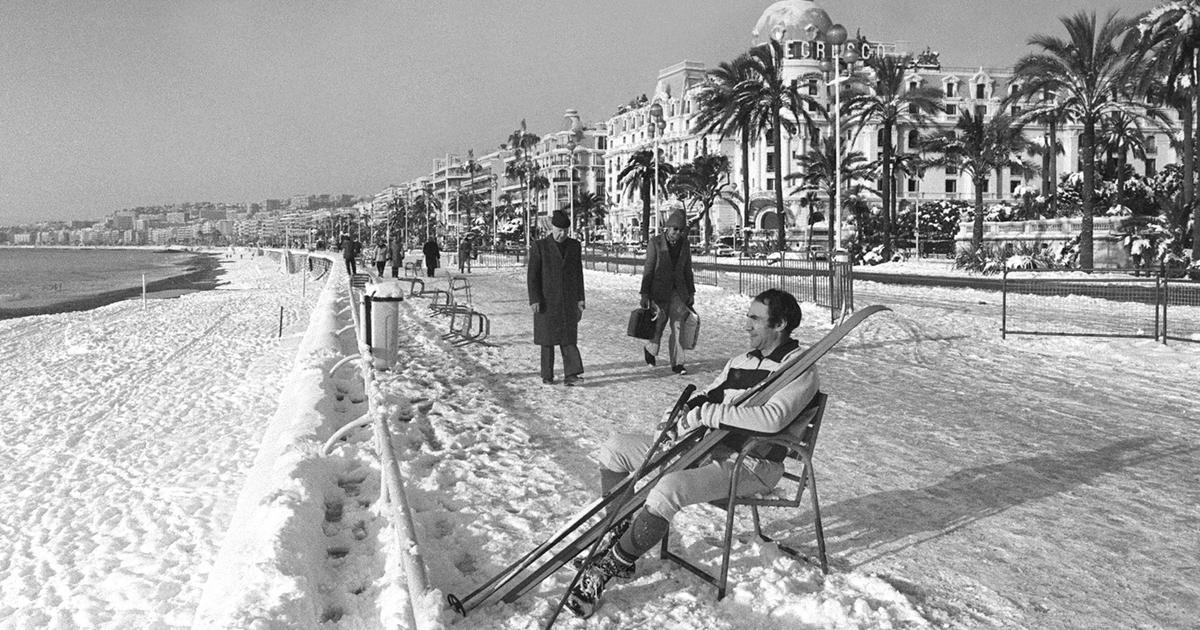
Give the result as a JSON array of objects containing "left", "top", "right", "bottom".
[{"left": 0, "top": 248, "right": 226, "bottom": 320}]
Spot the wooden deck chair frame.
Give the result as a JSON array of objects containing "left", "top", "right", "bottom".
[{"left": 658, "top": 392, "right": 829, "bottom": 600}]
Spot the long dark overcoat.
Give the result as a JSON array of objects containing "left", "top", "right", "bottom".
[
  {"left": 640, "top": 234, "right": 695, "bottom": 303},
  {"left": 527, "top": 235, "right": 584, "bottom": 346}
]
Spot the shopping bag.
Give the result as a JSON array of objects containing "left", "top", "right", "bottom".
[
  {"left": 626, "top": 306, "right": 657, "bottom": 340},
  {"left": 680, "top": 306, "right": 700, "bottom": 350}
]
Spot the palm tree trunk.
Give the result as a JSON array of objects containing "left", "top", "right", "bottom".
[
  {"left": 1049, "top": 120, "right": 1059, "bottom": 216},
  {"left": 774, "top": 113, "right": 787, "bottom": 253},
  {"left": 881, "top": 124, "right": 894, "bottom": 256},
  {"left": 641, "top": 183, "right": 652, "bottom": 245},
  {"left": 1080, "top": 119, "right": 1096, "bottom": 269},
  {"left": 973, "top": 175, "right": 985, "bottom": 252},
  {"left": 741, "top": 134, "right": 752, "bottom": 255},
  {"left": 1187, "top": 86, "right": 1198, "bottom": 259}
]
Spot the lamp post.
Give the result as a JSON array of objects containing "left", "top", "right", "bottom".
[
  {"left": 818, "top": 24, "right": 860, "bottom": 255},
  {"left": 647, "top": 101, "right": 665, "bottom": 235}
]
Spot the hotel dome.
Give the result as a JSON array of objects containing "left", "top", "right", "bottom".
[{"left": 752, "top": 0, "right": 834, "bottom": 43}]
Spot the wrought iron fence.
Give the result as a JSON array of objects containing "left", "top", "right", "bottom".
[
  {"left": 1001, "top": 267, "right": 1200, "bottom": 344},
  {"left": 582, "top": 246, "right": 853, "bottom": 323}
]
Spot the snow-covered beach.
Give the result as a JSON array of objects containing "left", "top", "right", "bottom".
[{"left": 1, "top": 251, "right": 1197, "bottom": 629}]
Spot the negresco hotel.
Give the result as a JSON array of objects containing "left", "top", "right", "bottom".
[{"left": 387, "top": 0, "right": 1177, "bottom": 249}]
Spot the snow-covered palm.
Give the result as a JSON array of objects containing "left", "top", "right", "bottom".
[
  {"left": 692, "top": 54, "right": 759, "bottom": 255},
  {"left": 669, "top": 154, "right": 739, "bottom": 246},
  {"left": 505, "top": 120, "right": 541, "bottom": 249},
  {"left": 1010, "top": 10, "right": 1146, "bottom": 268},
  {"left": 1132, "top": 0, "right": 1200, "bottom": 258},
  {"left": 923, "top": 110, "right": 1038, "bottom": 252},
  {"left": 736, "top": 40, "right": 825, "bottom": 252},
  {"left": 618, "top": 149, "right": 676, "bottom": 245},
  {"left": 786, "top": 133, "right": 873, "bottom": 254},
  {"left": 844, "top": 54, "right": 944, "bottom": 257}
]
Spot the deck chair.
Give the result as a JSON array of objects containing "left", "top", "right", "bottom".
[{"left": 659, "top": 392, "right": 829, "bottom": 600}]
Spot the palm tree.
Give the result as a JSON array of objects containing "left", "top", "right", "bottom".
[
  {"left": 618, "top": 149, "right": 676, "bottom": 244},
  {"left": 844, "top": 53, "right": 944, "bottom": 257},
  {"left": 461, "top": 149, "right": 483, "bottom": 239},
  {"left": 1099, "top": 111, "right": 1151, "bottom": 211},
  {"left": 504, "top": 120, "right": 540, "bottom": 252},
  {"left": 669, "top": 153, "right": 739, "bottom": 246},
  {"left": 1009, "top": 10, "right": 1144, "bottom": 268},
  {"left": 1132, "top": 1, "right": 1200, "bottom": 258},
  {"left": 738, "top": 39, "right": 825, "bottom": 252},
  {"left": 529, "top": 172, "right": 550, "bottom": 233},
  {"left": 693, "top": 54, "right": 758, "bottom": 254},
  {"left": 923, "top": 110, "right": 1038, "bottom": 252},
  {"left": 786, "top": 133, "right": 874, "bottom": 254},
  {"left": 572, "top": 191, "right": 606, "bottom": 244}
]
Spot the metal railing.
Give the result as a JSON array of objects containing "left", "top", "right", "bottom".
[
  {"left": 582, "top": 246, "right": 854, "bottom": 323},
  {"left": 1001, "top": 267, "right": 1200, "bottom": 344}
]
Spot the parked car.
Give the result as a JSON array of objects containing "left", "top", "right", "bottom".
[{"left": 765, "top": 251, "right": 806, "bottom": 265}]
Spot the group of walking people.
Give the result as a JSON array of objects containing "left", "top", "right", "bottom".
[
  {"left": 526, "top": 208, "right": 698, "bottom": 386},
  {"left": 521, "top": 209, "right": 820, "bottom": 619}
]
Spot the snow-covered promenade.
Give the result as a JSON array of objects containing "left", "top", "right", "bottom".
[
  {"left": 0, "top": 251, "right": 321, "bottom": 628},
  {"left": 1, "top": 251, "right": 1197, "bottom": 629}
]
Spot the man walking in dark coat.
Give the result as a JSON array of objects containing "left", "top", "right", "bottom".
[
  {"left": 422, "top": 237, "right": 441, "bottom": 278},
  {"left": 339, "top": 232, "right": 358, "bottom": 276},
  {"left": 389, "top": 237, "right": 405, "bottom": 278},
  {"left": 527, "top": 210, "right": 585, "bottom": 385},
  {"left": 639, "top": 209, "right": 696, "bottom": 374}
]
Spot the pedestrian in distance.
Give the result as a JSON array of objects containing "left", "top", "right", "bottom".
[
  {"left": 338, "top": 232, "right": 357, "bottom": 276},
  {"left": 458, "top": 235, "right": 474, "bottom": 274},
  {"left": 389, "top": 237, "right": 405, "bottom": 278},
  {"left": 640, "top": 209, "right": 696, "bottom": 374},
  {"left": 565, "top": 288, "right": 819, "bottom": 618},
  {"left": 527, "top": 210, "right": 585, "bottom": 386},
  {"left": 422, "top": 237, "right": 441, "bottom": 278},
  {"left": 373, "top": 240, "right": 388, "bottom": 276}
]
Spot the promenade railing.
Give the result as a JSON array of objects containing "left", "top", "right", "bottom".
[
  {"left": 582, "top": 246, "right": 854, "bottom": 324},
  {"left": 1001, "top": 267, "right": 1200, "bottom": 344}
]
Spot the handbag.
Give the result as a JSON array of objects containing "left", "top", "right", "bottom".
[
  {"left": 626, "top": 306, "right": 657, "bottom": 340},
  {"left": 679, "top": 305, "right": 700, "bottom": 350}
]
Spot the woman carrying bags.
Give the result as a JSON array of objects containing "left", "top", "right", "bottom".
[{"left": 639, "top": 209, "right": 696, "bottom": 374}]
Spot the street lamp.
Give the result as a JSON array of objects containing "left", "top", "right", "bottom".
[
  {"left": 647, "top": 101, "right": 666, "bottom": 235},
  {"left": 818, "top": 23, "right": 862, "bottom": 255}
]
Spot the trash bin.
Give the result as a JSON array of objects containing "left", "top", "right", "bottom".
[{"left": 362, "top": 280, "right": 405, "bottom": 369}]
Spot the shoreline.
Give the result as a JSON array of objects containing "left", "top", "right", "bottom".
[{"left": 0, "top": 252, "right": 226, "bottom": 320}]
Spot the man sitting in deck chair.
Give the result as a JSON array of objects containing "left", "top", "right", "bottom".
[{"left": 567, "top": 288, "right": 820, "bottom": 618}]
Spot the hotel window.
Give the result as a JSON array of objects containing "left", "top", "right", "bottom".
[
  {"left": 808, "top": 79, "right": 818, "bottom": 96},
  {"left": 908, "top": 129, "right": 920, "bottom": 149},
  {"left": 975, "top": 104, "right": 987, "bottom": 119},
  {"left": 767, "top": 178, "right": 775, "bottom": 190},
  {"left": 945, "top": 104, "right": 958, "bottom": 116},
  {"left": 908, "top": 81, "right": 918, "bottom": 92},
  {"left": 908, "top": 178, "right": 919, "bottom": 192},
  {"left": 877, "top": 128, "right": 886, "bottom": 148},
  {"left": 1144, "top": 135, "right": 1157, "bottom": 155},
  {"left": 766, "top": 153, "right": 776, "bottom": 172},
  {"left": 683, "top": 143, "right": 690, "bottom": 161},
  {"left": 766, "top": 130, "right": 776, "bottom": 147},
  {"left": 909, "top": 102, "right": 918, "bottom": 114},
  {"left": 975, "top": 83, "right": 986, "bottom": 99},
  {"left": 979, "top": 178, "right": 989, "bottom": 193},
  {"left": 945, "top": 82, "right": 957, "bottom": 98},
  {"left": 945, "top": 179, "right": 957, "bottom": 193},
  {"left": 1011, "top": 105, "right": 1022, "bottom": 117},
  {"left": 945, "top": 164, "right": 958, "bottom": 175},
  {"left": 1145, "top": 159, "right": 1156, "bottom": 176},
  {"left": 1011, "top": 180, "right": 1021, "bottom": 193}
]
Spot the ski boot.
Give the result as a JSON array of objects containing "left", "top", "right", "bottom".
[
  {"left": 564, "top": 550, "right": 635, "bottom": 619},
  {"left": 572, "top": 517, "right": 632, "bottom": 573}
]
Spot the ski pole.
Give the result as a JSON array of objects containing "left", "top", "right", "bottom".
[{"left": 543, "top": 384, "right": 696, "bottom": 629}]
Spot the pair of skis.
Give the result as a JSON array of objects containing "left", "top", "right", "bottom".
[{"left": 446, "top": 304, "right": 890, "bottom": 624}]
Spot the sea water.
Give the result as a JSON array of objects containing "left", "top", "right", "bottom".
[{"left": 0, "top": 247, "right": 209, "bottom": 318}]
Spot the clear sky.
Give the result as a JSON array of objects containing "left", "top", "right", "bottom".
[{"left": 0, "top": 0, "right": 1158, "bottom": 225}]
